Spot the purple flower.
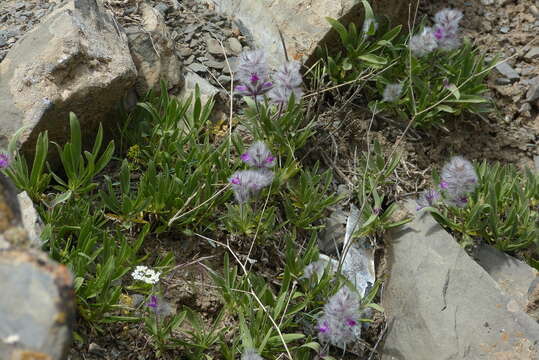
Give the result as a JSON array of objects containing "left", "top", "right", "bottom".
[
  {"left": 241, "top": 141, "right": 275, "bottom": 169},
  {"left": 409, "top": 27, "right": 438, "bottom": 57},
  {"left": 439, "top": 181, "right": 448, "bottom": 189},
  {"left": 433, "top": 8, "right": 463, "bottom": 51},
  {"left": 434, "top": 27, "right": 444, "bottom": 40},
  {"left": 268, "top": 61, "right": 303, "bottom": 104},
  {"left": 234, "top": 50, "right": 272, "bottom": 99},
  {"left": 317, "top": 320, "right": 330, "bottom": 333},
  {"left": 440, "top": 156, "right": 478, "bottom": 207},
  {"left": 434, "top": 8, "right": 463, "bottom": 35},
  {"left": 317, "top": 286, "right": 361, "bottom": 347},
  {"left": 147, "top": 295, "right": 158, "bottom": 309},
  {"left": 229, "top": 169, "right": 274, "bottom": 203},
  {"left": 416, "top": 188, "right": 441, "bottom": 210},
  {"left": 0, "top": 153, "right": 10, "bottom": 169}
]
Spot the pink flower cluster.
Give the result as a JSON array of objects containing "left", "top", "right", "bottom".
[
  {"left": 409, "top": 8, "right": 463, "bottom": 57},
  {"left": 229, "top": 141, "right": 275, "bottom": 203}
]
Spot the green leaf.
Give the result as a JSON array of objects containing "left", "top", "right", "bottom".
[
  {"left": 326, "top": 17, "right": 348, "bottom": 44},
  {"left": 437, "top": 105, "right": 457, "bottom": 113},
  {"left": 8, "top": 126, "right": 30, "bottom": 155},
  {"left": 367, "top": 303, "right": 384, "bottom": 312},
  {"left": 50, "top": 190, "right": 72, "bottom": 208},
  {"left": 446, "top": 83, "right": 461, "bottom": 99},
  {"left": 357, "top": 54, "right": 387, "bottom": 65},
  {"left": 266, "top": 333, "right": 305, "bottom": 346}
]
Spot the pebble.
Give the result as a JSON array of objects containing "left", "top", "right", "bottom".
[
  {"left": 217, "top": 74, "right": 231, "bottom": 84},
  {"left": 183, "top": 23, "right": 201, "bottom": 34},
  {"left": 495, "top": 78, "right": 512, "bottom": 85},
  {"left": 519, "top": 102, "right": 532, "bottom": 114},
  {"left": 206, "top": 59, "right": 225, "bottom": 69},
  {"left": 154, "top": 3, "right": 171, "bottom": 15},
  {"left": 495, "top": 62, "right": 520, "bottom": 81},
  {"left": 177, "top": 46, "right": 193, "bottom": 57},
  {"left": 524, "top": 47, "right": 539, "bottom": 60},
  {"left": 206, "top": 37, "right": 223, "bottom": 56},
  {"left": 124, "top": 7, "right": 136, "bottom": 15},
  {"left": 187, "top": 62, "right": 208, "bottom": 73},
  {"left": 226, "top": 37, "right": 243, "bottom": 55},
  {"left": 500, "top": 26, "right": 510, "bottom": 33},
  {"left": 525, "top": 77, "right": 539, "bottom": 102},
  {"left": 184, "top": 54, "right": 195, "bottom": 65},
  {"left": 531, "top": 5, "right": 539, "bottom": 18}
]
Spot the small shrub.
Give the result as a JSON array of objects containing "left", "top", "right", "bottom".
[
  {"left": 424, "top": 159, "right": 539, "bottom": 266},
  {"left": 319, "top": 1, "right": 494, "bottom": 128}
]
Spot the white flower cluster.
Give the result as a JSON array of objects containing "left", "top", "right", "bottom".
[{"left": 131, "top": 265, "right": 161, "bottom": 285}]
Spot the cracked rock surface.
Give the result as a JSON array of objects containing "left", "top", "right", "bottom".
[{"left": 382, "top": 200, "right": 539, "bottom": 360}]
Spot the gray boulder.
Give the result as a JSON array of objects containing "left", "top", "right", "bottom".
[
  {"left": 0, "top": 175, "right": 74, "bottom": 360},
  {"left": 475, "top": 244, "right": 538, "bottom": 315},
  {"left": 125, "top": 3, "right": 183, "bottom": 97},
  {"left": 208, "top": 0, "right": 416, "bottom": 67},
  {"left": 0, "top": 249, "right": 75, "bottom": 360},
  {"left": 0, "top": 0, "right": 137, "bottom": 158},
  {"left": 382, "top": 200, "right": 539, "bottom": 360}
]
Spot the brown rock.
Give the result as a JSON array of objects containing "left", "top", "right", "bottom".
[
  {"left": 126, "top": 3, "right": 183, "bottom": 97},
  {"left": 0, "top": 249, "right": 75, "bottom": 360},
  {"left": 211, "top": 0, "right": 417, "bottom": 67},
  {"left": 0, "top": 0, "right": 137, "bottom": 160}
]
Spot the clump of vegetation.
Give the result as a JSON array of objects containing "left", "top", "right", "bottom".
[
  {"left": 419, "top": 157, "right": 539, "bottom": 268},
  {"left": 1, "top": 59, "right": 402, "bottom": 357},
  {"left": 319, "top": 1, "right": 494, "bottom": 128},
  {"left": 1, "top": 1, "right": 531, "bottom": 358}
]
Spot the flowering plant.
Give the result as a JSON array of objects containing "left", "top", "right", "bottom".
[{"left": 421, "top": 158, "right": 539, "bottom": 263}]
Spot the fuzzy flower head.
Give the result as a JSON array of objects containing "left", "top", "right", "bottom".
[
  {"left": 302, "top": 259, "right": 330, "bottom": 281},
  {"left": 433, "top": 8, "right": 463, "bottom": 51},
  {"left": 235, "top": 50, "right": 272, "bottom": 99},
  {"left": 241, "top": 141, "right": 275, "bottom": 169},
  {"left": 440, "top": 156, "right": 478, "bottom": 207},
  {"left": 409, "top": 27, "right": 438, "bottom": 57},
  {"left": 416, "top": 188, "right": 441, "bottom": 210},
  {"left": 382, "top": 83, "right": 403, "bottom": 103},
  {"left": 241, "top": 349, "right": 263, "bottom": 360},
  {"left": 131, "top": 265, "right": 161, "bottom": 285},
  {"left": 434, "top": 8, "right": 463, "bottom": 35},
  {"left": 269, "top": 61, "right": 303, "bottom": 104},
  {"left": 229, "top": 169, "right": 274, "bottom": 203},
  {"left": 317, "top": 286, "right": 361, "bottom": 347},
  {"left": 0, "top": 153, "right": 10, "bottom": 169}
]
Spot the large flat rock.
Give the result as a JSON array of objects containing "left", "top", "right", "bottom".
[
  {"left": 382, "top": 201, "right": 539, "bottom": 360},
  {"left": 475, "top": 244, "right": 538, "bottom": 314},
  {"left": 209, "top": 0, "right": 416, "bottom": 67},
  {"left": 0, "top": 0, "right": 137, "bottom": 158}
]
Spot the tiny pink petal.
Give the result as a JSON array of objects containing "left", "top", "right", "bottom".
[{"left": 240, "top": 153, "right": 250, "bottom": 162}]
